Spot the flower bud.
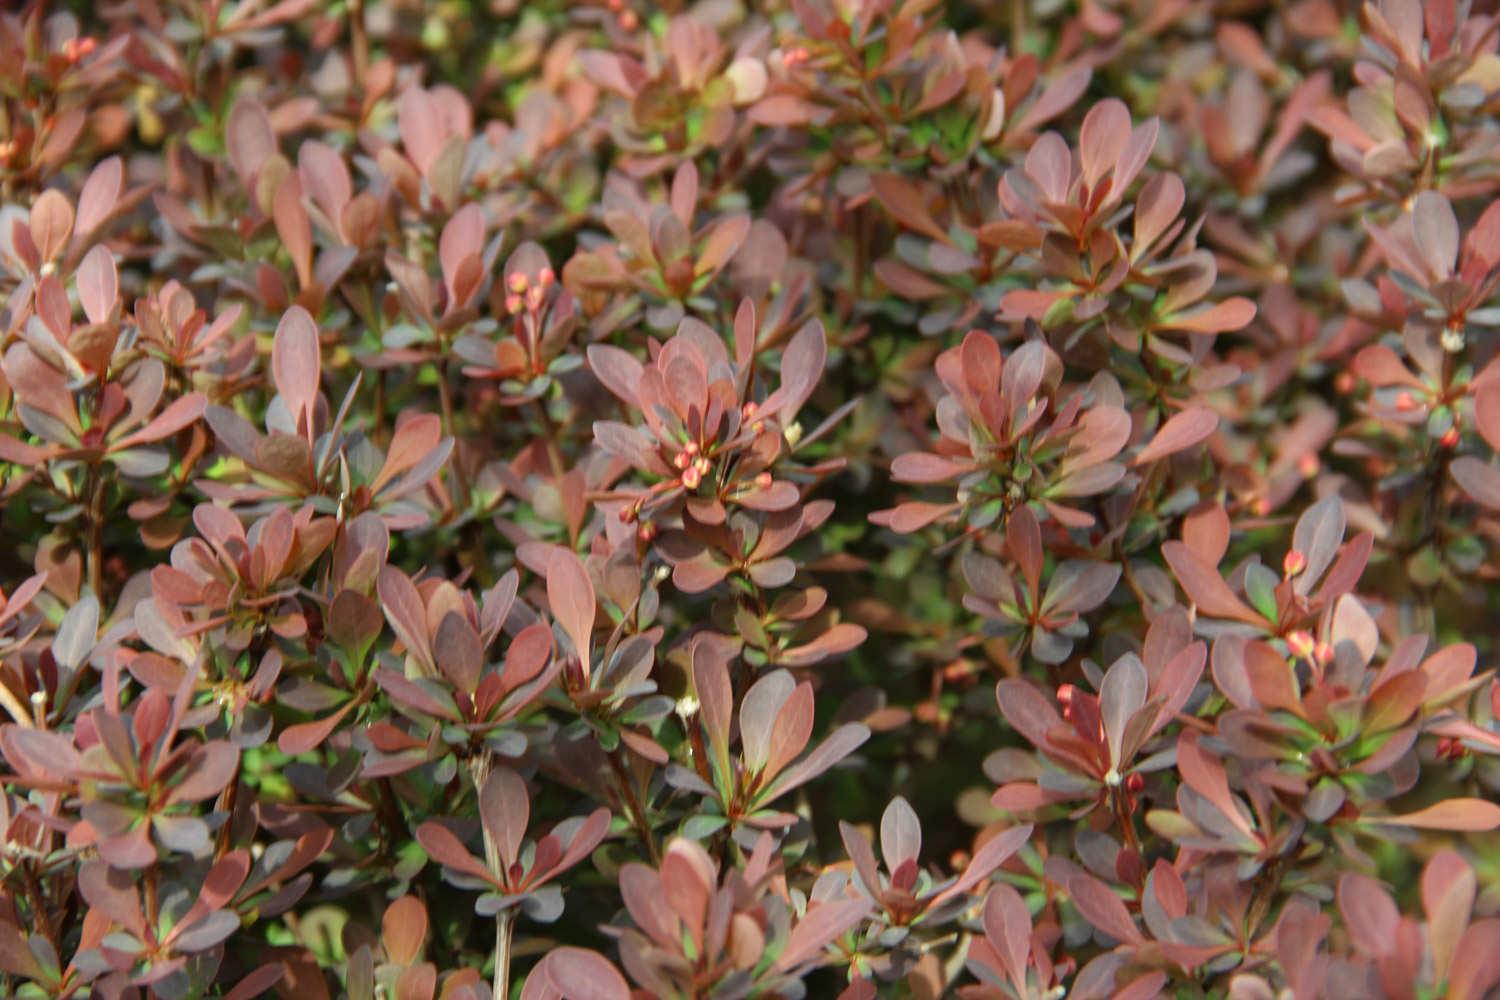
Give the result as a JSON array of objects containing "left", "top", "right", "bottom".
[
  {"left": 1283, "top": 549, "right": 1306, "bottom": 577},
  {"left": 681, "top": 465, "right": 702, "bottom": 490},
  {"left": 1056, "top": 683, "right": 1077, "bottom": 720},
  {"left": 1287, "top": 630, "right": 1316, "bottom": 660}
]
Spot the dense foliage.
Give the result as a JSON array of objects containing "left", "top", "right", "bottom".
[{"left": 3, "top": 0, "right": 1500, "bottom": 997}]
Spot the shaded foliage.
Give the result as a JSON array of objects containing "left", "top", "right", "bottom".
[{"left": 2, "top": 1, "right": 1500, "bottom": 999}]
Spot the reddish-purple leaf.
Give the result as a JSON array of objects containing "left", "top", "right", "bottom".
[
  {"left": 879, "top": 795, "right": 921, "bottom": 868},
  {"left": 931, "top": 823, "right": 1033, "bottom": 908},
  {"left": 377, "top": 570, "right": 432, "bottom": 677},
  {"left": 167, "top": 741, "right": 239, "bottom": 803},
  {"left": 1448, "top": 919, "right": 1500, "bottom": 1000},
  {"left": 432, "top": 613, "right": 482, "bottom": 693},
  {"left": 1015, "top": 66, "right": 1092, "bottom": 134},
  {"left": 440, "top": 203, "right": 484, "bottom": 308},
  {"left": 981, "top": 884, "right": 1033, "bottom": 987},
  {"left": 78, "top": 861, "right": 146, "bottom": 937},
  {"left": 273, "top": 176, "right": 313, "bottom": 289},
  {"left": 1, "top": 728, "right": 82, "bottom": 778},
  {"left": 869, "top": 174, "right": 950, "bottom": 244},
  {"left": 692, "top": 636, "right": 734, "bottom": 776},
  {"left": 765, "top": 722, "right": 869, "bottom": 800},
  {"left": 272, "top": 306, "right": 321, "bottom": 435},
  {"left": 277, "top": 701, "right": 355, "bottom": 755},
  {"left": 382, "top": 896, "right": 428, "bottom": 965},
  {"left": 75, "top": 156, "right": 123, "bottom": 238},
  {"left": 371, "top": 413, "right": 444, "bottom": 494},
  {"left": 112, "top": 392, "right": 206, "bottom": 450},
  {"left": 891, "top": 452, "right": 969, "bottom": 483},
  {"left": 1475, "top": 386, "right": 1500, "bottom": 452},
  {"left": 479, "top": 766, "right": 529, "bottom": 868},
  {"left": 297, "top": 140, "right": 352, "bottom": 222},
  {"left": 777, "top": 622, "right": 867, "bottom": 666},
  {"left": 1177, "top": 732, "right": 1258, "bottom": 843},
  {"left": 618, "top": 864, "right": 677, "bottom": 949},
  {"left": 1133, "top": 172, "right": 1185, "bottom": 259},
  {"left": 870, "top": 501, "right": 959, "bottom": 533},
  {"left": 740, "top": 670, "right": 796, "bottom": 774},
  {"left": 1008, "top": 505, "right": 1043, "bottom": 601},
  {"left": 767, "top": 320, "right": 826, "bottom": 425},
  {"left": 1412, "top": 190, "right": 1458, "bottom": 279},
  {"left": 586, "top": 344, "right": 643, "bottom": 407},
  {"left": 416, "top": 821, "right": 492, "bottom": 881},
  {"left": 1291, "top": 496, "right": 1345, "bottom": 596},
  {"left": 1423, "top": 850, "right": 1475, "bottom": 984},
  {"left": 398, "top": 88, "right": 446, "bottom": 176},
  {"left": 1100, "top": 655, "right": 1147, "bottom": 766},
  {"left": 1162, "top": 541, "right": 1265, "bottom": 625},
  {"left": 1336, "top": 872, "right": 1398, "bottom": 956},
  {"left": 224, "top": 964, "right": 285, "bottom": 1000},
  {"left": 995, "top": 678, "right": 1064, "bottom": 752},
  {"left": 749, "top": 94, "right": 820, "bottom": 126},
  {"left": 1160, "top": 298, "right": 1257, "bottom": 334},
  {"left": 763, "top": 682, "right": 815, "bottom": 783},
  {"left": 226, "top": 99, "right": 276, "bottom": 187},
  {"left": 29, "top": 189, "right": 73, "bottom": 263},
  {"left": 774, "top": 897, "right": 873, "bottom": 971},
  {"left": 1079, "top": 99, "right": 1130, "bottom": 188},
  {"left": 1025, "top": 133, "right": 1072, "bottom": 203},
  {"left": 77, "top": 244, "right": 117, "bottom": 325},
  {"left": 696, "top": 215, "right": 749, "bottom": 276},
  {"left": 522, "top": 948, "right": 630, "bottom": 1000},
  {"left": 1453, "top": 457, "right": 1500, "bottom": 509},
  {"left": 547, "top": 549, "right": 595, "bottom": 674},
  {"left": 395, "top": 964, "right": 437, "bottom": 1000},
  {"left": 1068, "top": 872, "right": 1145, "bottom": 945},
  {"left": 1369, "top": 799, "right": 1500, "bottom": 831},
  {"left": 1133, "top": 406, "right": 1218, "bottom": 466}
]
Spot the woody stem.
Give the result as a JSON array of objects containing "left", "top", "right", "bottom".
[
  {"left": 85, "top": 464, "right": 106, "bottom": 597},
  {"left": 467, "top": 752, "right": 509, "bottom": 999},
  {"left": 606, "top": 747, "right": 660, "bottom": 865}
]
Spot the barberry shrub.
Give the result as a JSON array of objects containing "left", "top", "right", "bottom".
[{"left": 4, "top": 1, "right": 1500, "bottom": 998}]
